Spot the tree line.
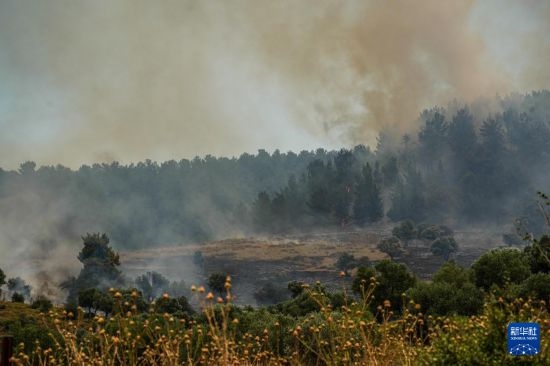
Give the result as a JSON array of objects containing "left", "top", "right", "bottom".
[{"left": 0, "top": 91, "right": 549, "bottom": 249}]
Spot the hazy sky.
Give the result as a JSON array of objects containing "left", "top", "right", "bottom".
[{"left": 1, "top": 0, "right": 549, "bottom": 169}]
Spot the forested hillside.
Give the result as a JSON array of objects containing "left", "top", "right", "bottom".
[{"left": 1, "top": 91, "right": 549, "bottom": 250}]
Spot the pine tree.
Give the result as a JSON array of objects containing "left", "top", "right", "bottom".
[{"left": 354, "top": 163, "right": 384, "bottom": 225}]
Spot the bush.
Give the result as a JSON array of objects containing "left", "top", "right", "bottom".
[
  {"left": 335, "top": 252, "right": 355, "bottom": 274},
  {"left": 353, "top": 260, "right": 416, "bottom": 312},
  {"left": 208, "top": 272, "right": 228, "bottom": 295},
  {"left": 154, "top": 295, "right": 194, "bottom": 316},
  {"left": 515, "top": 273, "right": 550, "bottom": 300},
  {"left": 417, "top": 224, "right": 453, "bottom": 240},
  {"left": 408, "top": 281, "right": 483, "bottom": 316},
  {"left": 524, "top": 234, "right": 550, "bottom": 273},
  {"left": 11, "top": 292, "right": 25, "bottom": 303},
  {"left": 430, "top": 236, "right": 458, "bottom": 260},
  {"left": 253, "top": 283, "right": 289, "bottom": 305},
  {"left": 377, "top": 236, "right": 403, "bottom": 260},
  {"left": 31, "top": 296, "right": 53, "bottom": 312},
  {"left": 432, "top": 261, "right": 471, "bottom": 286},
  {"left": 392, "top": 220, "right": 416, "bottom": 245},
  {"left": 471, "top": 248, "right": 531, "bottom": 291}
]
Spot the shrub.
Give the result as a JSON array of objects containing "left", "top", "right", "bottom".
[
  {"left": 11, "top": 292, "right": 25, "bottom": 303},
  {"left": 354, "top": 260, "right": 416, "bottom": 312},
  {"left": 392, "top": 220, "right": 416, "bottom": 245},
  {"left": 208, "top": 272, "right": 228, "bottom": 295},
  {"left": 31, "top": 296, "right": 53, "bottom": 312},
  {"left": 417, "top": 224, "right": 453, "bottom": 240},
  {"left": 253, "top": 283, "right": 289, "bottom": 305},
  {"left": 377, "top": 236, "right": 403, "bottom": 260},
  {"left": 471, "top": 248, "right": 531, "bottom": 291},
  {"left": 430, "top": 236, "right": 458, "bottom": 260}
]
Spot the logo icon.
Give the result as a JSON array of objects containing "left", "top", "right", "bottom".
[{"left": 507, "top": 322, "right": 540, "bottom": 356}]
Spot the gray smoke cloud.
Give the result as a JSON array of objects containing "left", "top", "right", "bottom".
[{"left": 0, "top": 0, "right": 549, "bottom": 169}]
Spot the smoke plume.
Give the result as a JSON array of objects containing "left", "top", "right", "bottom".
[{"left": 0, "top": 1, "right": 549, "bottom": 168}]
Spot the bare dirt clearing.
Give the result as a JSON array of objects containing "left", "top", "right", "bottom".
[{"left": 119, "top": 226, "right": 510, "bottom": 305}]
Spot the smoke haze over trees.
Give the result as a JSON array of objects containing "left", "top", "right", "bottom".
[{"left": 0, "top": 91, "right": 549, "bottom": 292}]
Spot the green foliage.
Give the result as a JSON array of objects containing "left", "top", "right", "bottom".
[
  {"left": 154, "top": 295, "right": 194, "bottom": 317},
  {"left": 207, "top": 272, "right": 227, "bottom": 295},
  {"left": 409, "top": 264, "right": 483, "bottom": 316},
  {"left": 78, "top": 288, "right": 113, "bottom": 315},
  {"left": 432, "top": 261, "right": 471, "bottom": 287},
  {"left": 417, "top": 224, "right": 453, "bottom": 240},
  {"left": 387, "top": 165, "right": 426, "bottom": 222},
  {"left": 3, "top": 94, "right": 550, "bottom": 249},
  {"left": 0, "top": 267, "right": 5, "bottom": 297},
  {"left": 253, "top": 283, "right": 289, "bottom": 305},
  {"left": 377, "top": 236, "right": 403, "bottom": 260},
  {"left": 514, "top": 273, "right": 550, "bottom": 300},
  {"left": 30, "top": 296, "right": 53, "bottom": 312},
  {"left": 353, "top": 163, "right": 384, "bottom": 224},
  {"left": 408, "top": 282, "right": 483, "bottom": 316},
  {"left": 0, "top": 302, "right": 57, "bottom": 355},
  {"left": 287, "top": 280, "right": 305, "bottom": 298},
  {"left": 335, "top": 252, "right": 356, "bottom": 275},
  {"left": 419, "top": 297, "right": 549, "bottom": 365},
  {"left": 524, "top": 234, "right": 550, "bottom": 273},
  {"left": 135, "top": 271, "right": 170, "bottom": 300},
  {"left": 392, "top": 220, "right": 416, "bottom": 245},
  {"left": 430, "top": 237, "right": 458, "bottom": 260},
  {"left": 62, "top": 233, "right": 123, "bottom": 305},
  {"left": 11, "top": 292, "right": 24, "bottom": 303},
  {"left": 471, "top": 248, "right": 531, "bottom": 291},
  {"left": 273, "top": 282, "right": 342, "bottom": 317},
  {"left": 353, "top": 260, "right": 416, "bottom": 312}
]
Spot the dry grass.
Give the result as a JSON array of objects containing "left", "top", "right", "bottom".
[{"left": 121, "top": 233, "right": 387, "bottom": 273}]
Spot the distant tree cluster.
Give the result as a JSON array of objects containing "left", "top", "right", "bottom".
[
  {"left": 0, "top": 267, "right": 33, "bottom": 303},
  {"left": 251, "top": 149, "right": 383, "bottom": 232}
]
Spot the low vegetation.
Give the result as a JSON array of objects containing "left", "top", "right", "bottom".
[{"left": 0, "top": 194, "right": 548, "bottom": 365}]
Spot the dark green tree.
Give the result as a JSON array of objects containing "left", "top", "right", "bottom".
[
  {"left": 471, "top": 248, "right": 530, "bottom": 291},
  {"left": 418, "top": 110, "right": 448, "bottom": 169},
  {"left": 335, "top": 253, "right": 356, "bottom": 276},
  {"left": 432, "top": 261, "right": 471, "bottom": 287},
  {"left": 207, "top": 272, "right": 228, "bottom": 295},
  {"left": 377, "top": 237, "right": 403, "bottom": 260},
  {"left": 515, "top": 273, "right": 550, "bottom": 300},
  {"left": 430, "top": 237, "right": 458, "bottom": 261},
  {"left": 408, "top": 281, "right": 483, "bottom": 316},
  {"left": 287, "top": 281, "right": 305, "bottom": 298},
  {"left": 332, "top": 149, "right": 356, "bottom": 225},
  {"left": 251, "top": 191, "right": 273, "bottom": 232},
  {"left": 447, "top": 108, "right": 477, "bottom": 166},
  {"left": 31, "top": 296, "right": 53, "bottom": 312},
  {"left": 62, "top": 233, "right": 123, "bottom": 305},
  {"left": 135, "top": 271, "right": 170, "bottom": 300},
  {"left": 381, "top": 156, "right": 399, "bottom": 187},
  {"left": 353, "top": 260, "right": 416, "bottom": 312},
  {"left": 387, "top": 165, "right": 426, "bottom": 222},
  {"left": 0, "top": 267, "right": 5, "bottom": 298},
  {"left": 392, "top": 221, "right": 416, "bottom": 247},
  {"left": 11, "top": 292, "right": 24, "bottom": 303},
  {"left": 78, "top": 288, "right": 113, "bottom": 315},
  {"left": 154, "top": 295, "right": 194, "bottom": 316},
  {"left": 253, "top": 283, "right": 289, "bottom": 305},
  {"left": 353, "top": 163, "right": 384, "bottom": 224}
]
